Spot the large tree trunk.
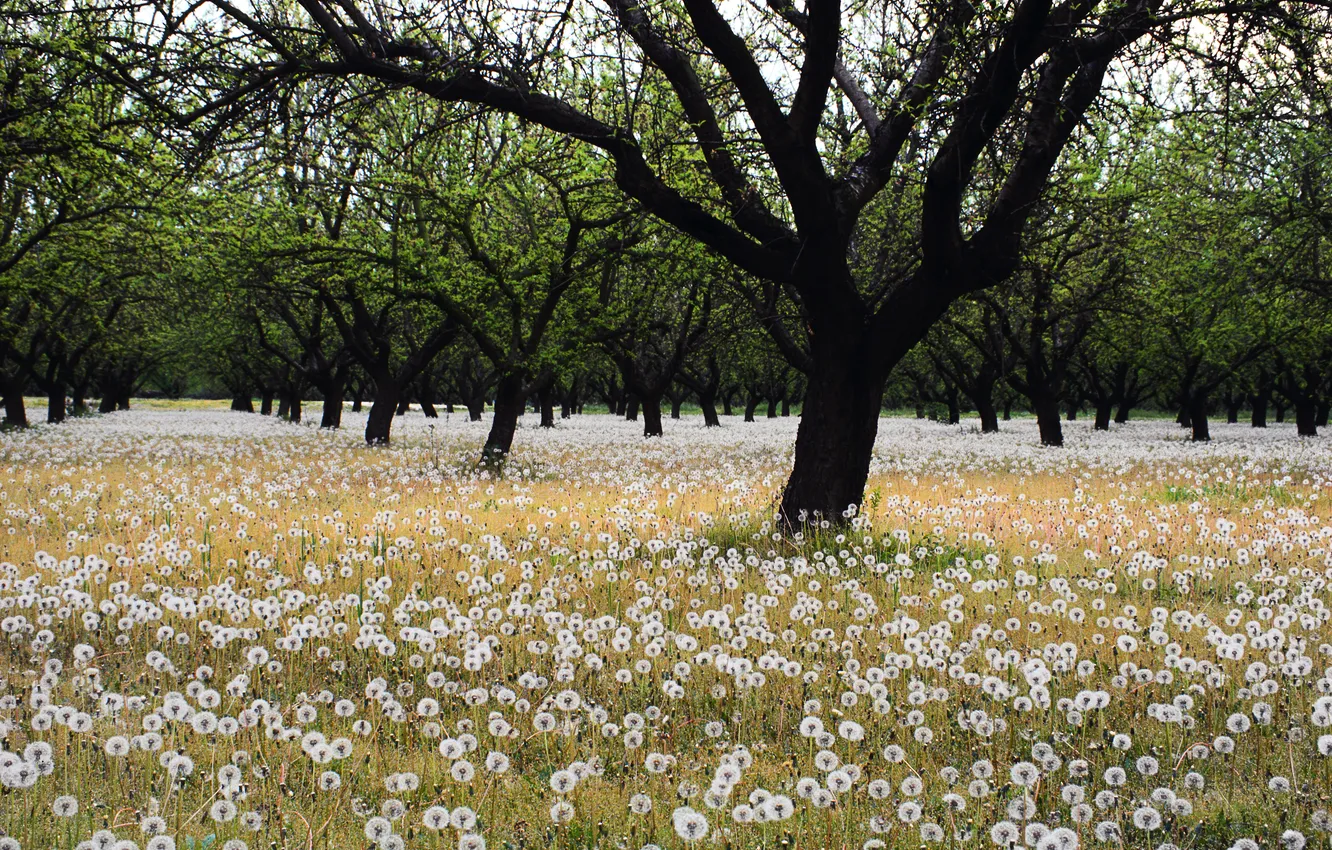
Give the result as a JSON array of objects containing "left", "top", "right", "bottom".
[
  {"left": 669, "top": 394, "right": 683, "bottom": 419},
  {"left": 1317, "top": 400, "right": 1329, "bottom": 429},
  {"left": 351, "top": 382, "right": 363, "bottom": 412},
  {"left": 261, "top": 389, "right": 274, "bottom": 416},
  {"left": 115, "top": 389, "right": 130, "bottom": 411},
  {"left": 1275, "top": 401, "right": 1286, "bottom": 423},
  {"left": 98, "top": 393, "right": 116, "bottom": 415},
  {"left": 320, "top": 382, "right": 344, "bottom": 429},
  {"left": 721, "top": 391, "right": 734, "bottom": 417},
  {"left": 365, "top": 378, "right": 399, "bottom": 445},
  {"left": 483, "top": 376, "right": 526, "bottom": 464},
  {"left": 624, "top": 396, "right": 639, "bottom": 421},
  {"left": 1249, "top": 387, "right": 1269, "bottom": 427},
  {"left": 1189, "top": 396, "right": 1210, "bottom": 442},
  {"left": 1093, "top": 399, "right": 1112, "bottom": 431},
  {"left": 766, "top": 396, "right": 778, "bottom": 418},
  {"left": 231, "top": 393, "right": 254, "bottom": 413},
  {"left": 744, "top": 395, "right": 759, "bottom": 423},
  {"left": 278, "top": 395, "right": 290, "bottom": 419},
  {"left": 47, "top": 389, "right": 66, "bottom": 424},
  {"left": 288, "top": 392, "right": 302, "bottom": 424},
  {"left": 1225, "top": 397, "right": 1240, "bottom": 424},
  {"left": 779, "top": 353, "right": 884, "bottom": 524},
  {"left": 2, "top": 384, "right": 27, "bottom": 428},
  {"left": 1002, "top": 398, "right": 1012, "bottom": 421},
  {"left": 1034, "top": 395, "right": 1063, "bottom": 447},
  {"left": 914, "top": 402, "right": 925, "bottom": 419},
  {"left": 641, "top": 395, "right": 665, "bottom": 437},
  {"left": 1296, "top": 399, "right": 1318, "bottom": 437},
  {"left": 396, "top": 394, "right": 411, "bottom": 416}
]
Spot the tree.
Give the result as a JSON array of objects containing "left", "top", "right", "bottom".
[{"left": 123, "top": 0, "right": 1286, "bottom": 522}]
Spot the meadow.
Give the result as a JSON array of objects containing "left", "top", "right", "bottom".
[{"left": 1, "top": 409, "right": 1330, "bottom": 850}]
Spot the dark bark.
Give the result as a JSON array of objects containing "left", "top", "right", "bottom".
[
  {"left": 1318, "top": 400, "right": 1330, "bottom": 429},
  {"left": 351, "top": 381, "right": 363, "bottom": 413},
  {"left": 288, "top": 392, "right": 302, "bottom": 424},
  {"left": 1296, "top": 399, "right": 1318, "bottom": 437},
  {"left": 1, "top": 379, "right": 27, "bottom": 428},
  {"left": 1034, "top": 395, "right": 1063, "bottom": 447},
  {"left": 1189, "top": 396, "right": 1210, "bottom": 442},
  {"left": 1002, "top": 398, "right": 1012, "bottom": 421},
  {"left": 1113, "top": 403, "right": 1131, "bottom": 424},
  {"left": 539, "top": 384, "right": 555, "bottom": 428},
  {"left": 778, "top": 351, "right": 884, "bottom": 523},
  {"left": 1275, "top": 401, "right": 1286, "bottom": 423},
  {"left": 668, "top": 393, "right": 683, "bottom": 419},
  {"left": 466, "top": 394, "right": 485, "bottom": 421},
  {"left": 320, "top": 383, "right": 344, "bottom": 429},
  {"left": 365, "top": 378, "right": 399, "bottom": 445},
  {"left": 721, "top": 391, "right": 734, "bottom": 417},
  {"left": 483, "top": 375, "right": 526, "bottom": 464},
  {"left": 978, "top": 395, "right": 999, "bottom": 433},
  {"left": 231, "top": 394, "right": 255, "bottom": 413},
  {"left": 945, "top": 387, "right": 960, "bottom": 425},
  {"left": 1065, "top": 402, "right": 1077, "bottom": 421},
  {"left": 396, "top": 394, "right": 411, "bottom": 416},
  {"left": 1249, "top": 382, "right": 1270, "bottom": 428},
  {"left": 642, "top": 394, "right": 664, "bottom": 437},
  {"left": 625, "top": 396, "right": 639, "bottom": 421},
  {"left": 47, "top": 388, "right": 66, "bottom": 424},
  {"left": 277, "top": 395, "right": 290, "bottom": 419},
  {"left": 1093, "top": 399, "right": 1112, "bottom": 431},
  {"left": 766, "top": 396, "right": 778, "bottom": 418},
  {"left": 744, "top": 395, "right": 759, "bottom": 422},
  {"left": 419, "top": 376, "right": 438, "bottom": 418},
  {"left": 260, "top": 390, "right": 274, "bottom": 416},
  {"left": 699, "top": 388, "right": 720, "bottom": 426}
]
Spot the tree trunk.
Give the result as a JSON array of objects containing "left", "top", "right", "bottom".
[
  {"left": 642, "top": 395, "right": 664, "bottom": 437},
  {"left": 1317, "top": 400, "right": 1330, "bottom": 429},
  {"left": 115, "top": 390, "right": 130, "bottom": 411},
  {"left": 561, "top": 384, "right": 576, "bottom": 419},
  {"left": 1002, "top": 398, "right": 1012, "bottom": 421},
  {"left": 778, "top": 354, "right": 884, "bottom": 524},
  {"left": 47, "top": 389, "right": 66, "bottom": 424},
  {"left": 466, "top": 393, "right": 484, "bottom": 422},
  {"left": 1296, "top": 399, "right": 1318, "bottom": 437},
  {"left": 483, "top": 375, "right": 525, "bottom": 464},
  {"left": 419, "top": 378, "right": 438, "bottom": 418},
  {"left": 1113, "top": 402, "right": 1131, "bottom": 424},
  {"left": 1225, "top": 399, "right": 1240, "bottom": 424},
  {"left": 320, "top": 383, "right": 344, "bottom": 429},
  {"left": 1249, "top": 387, "right": 1269, "bottom": 428},
  {"left": 1034, "top": 395, "right": 1063, "bottom": 447},
  {"left": 625, "top": 396, "right": 639, "bottom": 421},
  {"left": 351, "top": 383, "right": 363, "bottom": 412},
  {"left": 261, "top": 390, "right": 274, "bottom": 416},
  {"left": 1065, "top": 402, "right": 1077, "bottom": 421},
  {"left": 365, "top": 378, "right": 399, "bottom": 445},
  {"left": 1189, "top": 396, "right": 1210, "bottom": 442},
  {"left": 71, "top": 385, "right": 88, "bottom": 416},
  {"left": 721, "top": 392, "right": 734, "bottom": 417},
  {"left": 539, "top": 384, "right": 555, "bottom": 428},
  {"left": 744, "top": 395, "right": 759, "bottom": 423},
  {"left": 781, "top": 396, "right": 791, "bottom": 417},
  {"left": 699, "top": 389, "right": 720, "bottom": 427},
  {"left": 1093, "top": 399, "right": 1112, "bottom": 431},
  {"left": 669, "top": 395, "right": 683, "bottom": 419},
  {"left": 914, "top": 402, "right": 925, "bottom": 419},
  {"left": 396, "top": 395, "right": 411, "bottom": 416},
  {"left": 945, "top": 389, "right": 960, "bottom": 425},
  {"left": 766, "top": 396, "right": 778, "bottom": 418},
  {"left": 277, "top": 395, "right": 290, "bottom": 419},
  {"left": 1176, "top": 405, "right": 1191, "bottom": 429},
  {"left": 977, "top": 396, "right": 999, "bottom": 433},
  {"left": 288, "top": 392, "right": 302, "bottom": 424},
  {"left": 231, "top": 394, "right": 254, "bottom": 413},
  {"left": 1275, "top": 401, "right": 1286, "bottom": 423},
  {"left": 2, "top": 385, "right": 27, "bottom": 428}
]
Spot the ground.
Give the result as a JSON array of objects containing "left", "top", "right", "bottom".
[{"left": 0, "top": 409, "right": 1330, "bottom": 850}]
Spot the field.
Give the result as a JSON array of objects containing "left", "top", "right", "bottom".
[{"left": 1, "top": 409, "right": 1330, "bottom": 850}]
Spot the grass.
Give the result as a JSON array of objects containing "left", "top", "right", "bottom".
[{"left": 0, "top": 408, "right": 1328, "bottom": 850}]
